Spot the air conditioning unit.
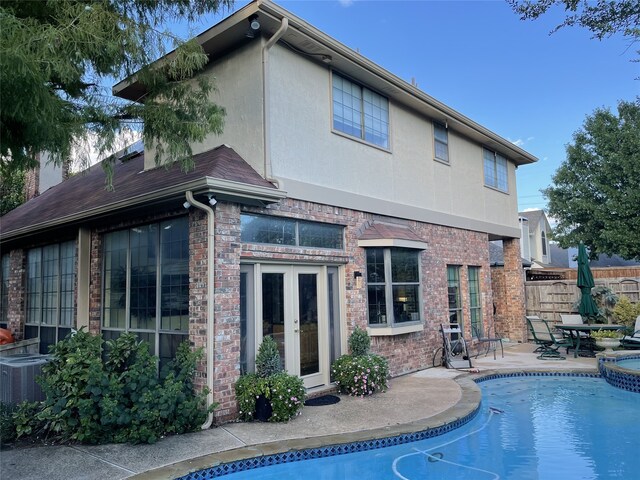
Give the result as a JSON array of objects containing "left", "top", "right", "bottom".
[{"left": 0, "top": 353, "right": 51, "bottom": 404}]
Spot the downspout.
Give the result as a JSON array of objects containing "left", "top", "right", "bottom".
[
  {"left": 262, "top": 17, "right": 289, "bottom": 188},
  {"left": 185, "top": 190, "right": 216, "bottom": 430}
]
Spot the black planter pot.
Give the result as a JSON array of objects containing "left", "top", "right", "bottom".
[{"left": 255, "top": 394, "right": 272, "bottom": 421}]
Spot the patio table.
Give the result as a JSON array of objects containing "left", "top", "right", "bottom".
[{"left": 555, "top": 324, "right": 626, "bottom": 358}]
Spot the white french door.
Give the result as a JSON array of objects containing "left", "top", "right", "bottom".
[{"left": 259, "top": 265, "right": 328, "bottom": 388}]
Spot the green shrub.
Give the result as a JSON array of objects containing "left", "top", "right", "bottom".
[
  {"left": 266, "top": 372, "right": 305, "bottom": 422},
  {"left": 332, "top": 353, "right": 389, "bottom": 397},
  {"left": 235, "top": 373, "right": 268, "bottom": 421},
  {"left": 255, "top": 335, "right": 282, "bottom": 378},
  {"left": 348, "top": 326, "right": 370, "bottom": 356},
  {"left": 14, "top": 329, "right": 213, "bottom": 445},
  {"left": 0, "top": 403, "right": 18, "bottom": 445},
  {"left": 612, "top": 296, "right": 640, "bottom": 329},
  {"left": 235, "top": 337, "right": 305, "bottom": 423}
]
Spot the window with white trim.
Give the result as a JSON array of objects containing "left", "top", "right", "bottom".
[
  {"left": 367, "top": 248, "right": 421, "bottom": 326},
  {"left": 332, "top": 73, "right": 389, "bottom": 149},
  {"left": 433, "top": 122, "right": 449, "bottom": 162},
  {"left": 483, "top": 148, "right": 508, "bottom": 192}
]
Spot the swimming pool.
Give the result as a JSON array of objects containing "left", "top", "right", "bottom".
[{"left": 184, "top": 375, "right": 638, "bottom": 479}]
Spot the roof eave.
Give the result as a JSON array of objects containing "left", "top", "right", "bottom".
[{"left": 0, "top": 178, "right": 286, "bottom": 243}]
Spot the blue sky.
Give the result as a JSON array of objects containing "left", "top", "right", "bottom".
[{"left": 184, "top": 0, "right": 639, "bottom": 211}]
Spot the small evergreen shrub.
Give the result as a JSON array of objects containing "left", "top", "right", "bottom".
[
  {"left": 255, "top": 335, "right": 282, "bottom": 378},
  {"left": 349, "top": 326, "right": 370, "bottom": 356},
  {"left": 0, "top": 403, "right": 18, "bottom": 445},
  {"left": 13, "top": 329, "right": 213, "bottom": 445},
  {"left": 332, "top": 328, "right": 388, "bottom": 397}
]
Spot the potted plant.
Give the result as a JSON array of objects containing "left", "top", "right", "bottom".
[
  {"left": 331, "top": 327, "right": 389, "bottom": 397},
  {"left": 590, "top": 329, "right": 624, "bottom": 353},
  {"left": 235, "top": 336, "right": 305, "bottom": 422}
]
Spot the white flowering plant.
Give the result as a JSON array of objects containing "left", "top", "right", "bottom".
[{"left": 332, "top": 353, "right": 389, "bottom": 397}]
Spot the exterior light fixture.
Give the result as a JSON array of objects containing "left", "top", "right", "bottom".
[
  {"left": 207, "top": 194, "right": 217, "bottom": 206},
  {"left": 183, "top": 201, "right": 191, "bottom": 209},
  {"left": 246, "top": 14, "right": 260, "bottom": 38}
]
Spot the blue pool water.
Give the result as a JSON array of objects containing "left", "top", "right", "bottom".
[
  {"left": 200, "top": 376, "right": 639, "bottom": 479},
  {"left": 617, "top": 358, "right": 640, "bottom": 370}
]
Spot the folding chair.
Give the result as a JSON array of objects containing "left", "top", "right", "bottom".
[
  {"left": 471, "top": 323, "right": 504, "bottom": 360},
  {"left": 440, "top": 323, "right": 473, "bottom": 369}
]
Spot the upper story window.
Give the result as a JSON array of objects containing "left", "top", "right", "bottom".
[
  {"left": 241, "top": 214, "right": 344, "bottom": 249},
  {"left": 102, "top": 217, "right": 189, "bottom": 370},
  {"left": 25, "top": 241, "right": 76, "bottom": 354},
  {"left": 541, "top": 231, "right": 548, "bottom": 256},
  {"left": 483, "top": 148, "right": 508, "bottom": 192},
  {"left": 367, "top": 248, "right": 421, "bottom": 326},
  {"left": 332, "top": 73, "right": 389, "bottom": 149},
  {"left": 433, "top": 122, "right": 449, "bottom": 163}
]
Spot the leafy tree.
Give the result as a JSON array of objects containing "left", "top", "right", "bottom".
[
  {"left": 0, "top": 168, "right": 25, "bottom": 215},
  {"left": 508, "top": 1, "right": 640, "bottom": 66},
  {"left": 0, "top": 0, "right": 232, "bottom": 187},
  {"left": 544, "top": 98, "right": 640, "bottom": 260}
]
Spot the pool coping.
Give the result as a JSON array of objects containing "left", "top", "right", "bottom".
[{"left": 131, "top": 368, "right": 599, "bottom": 480}]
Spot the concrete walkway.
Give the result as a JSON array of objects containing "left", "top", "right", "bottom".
[{"left": 0, "top": 342, "right": 598, "bottom": 480}]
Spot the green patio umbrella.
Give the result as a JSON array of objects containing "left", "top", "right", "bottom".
[{"left": 577, "top": 242, "right": 599, "bottom": 320}]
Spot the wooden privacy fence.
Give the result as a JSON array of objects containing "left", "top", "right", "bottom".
[{"left": 525, "top": 275, "right": 640, "bottom": 322}]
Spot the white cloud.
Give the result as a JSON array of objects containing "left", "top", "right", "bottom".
[
  {"left": 510, "top": 136, "right": 534, "bottom": 147},
  {"left": 338, "top": 0, "right": 354, "bottom": 7}
]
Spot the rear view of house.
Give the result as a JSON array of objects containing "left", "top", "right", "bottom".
[{"left": 0, "top": 0, "right": 536, "bottom": 421}]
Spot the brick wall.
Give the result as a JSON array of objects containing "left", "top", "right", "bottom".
[
  {"left": 7, "top": 249, "right": 26, "bottom": 339},
  {"left": 499, "top": 238, "right": 527, "bottom": 342}
]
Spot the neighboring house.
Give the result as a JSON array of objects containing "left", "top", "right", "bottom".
[
  {"left": 0, "top": 1, "right": 537, "bottom": 422},
  {"left": 518, "top": 209, "right": 551, "bottom": 266}
]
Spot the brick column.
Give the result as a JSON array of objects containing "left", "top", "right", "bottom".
[
  {"left": 7, "top": 249, "right": 26, "bottom": 339},
  {"left": 500, "top": 238, "right": 527, "bottom": 342}
]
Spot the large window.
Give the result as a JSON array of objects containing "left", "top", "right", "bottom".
[
  {"left": 447, "top": 265, "right": 462, "bottom": 327},
  {"left": 102, "top": 217, "right": 189, "bottom": 369},
  {"left": 367, "top": 248, "right": 421, "bottom": 326},
  {"left": 0, "top": 254, "right": 9, "bottom": 329},
  {"left": 468, "top": 267, "right": 482, "bottom": 337},
  {"left": 483, "top": 148, "right": 508, "bottom": 192},
  {"left": 25, "top": 241, "right": 76, "bottom": 353},
  {"left": 433, "top": 122, "right": 449, "bottom": 163},
  {"left": 332, "top": 73, "right": 389, "bottom": 149},
  {"left": 241, "top": 214, "right": 343, "bottom": 249}
]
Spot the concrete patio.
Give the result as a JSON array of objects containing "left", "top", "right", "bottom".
[{"left": 0, "top": 342, "right": 598, "bottom": 480}]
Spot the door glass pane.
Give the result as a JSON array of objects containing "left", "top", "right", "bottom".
[
  {"left": 262, "top": 273, "right": 285, "bottom": 370},
  {"left": 298, "top": 273, "right": 319, "bottom": 377}
]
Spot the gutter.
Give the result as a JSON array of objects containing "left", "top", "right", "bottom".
[
  {"left": 262, "top": 17, "right": 289, "bottom": 187},
  {"left": 185, "top": 191, "right": 216, "bottom": 430}
]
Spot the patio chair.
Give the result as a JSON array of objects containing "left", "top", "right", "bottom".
[
  {"left": 440, "top": 323, "right": 473, "bottom": 369},
  {"left": 560, "top": 314, "right": 590, "bottom": 339},
  {"left": 621, "top": 315, "right": 640, "bottom": 349},
  {"left": 526, "top": 317, "right": 573, "bottom": 360},
  {"left": 471, "top": 323, "right": 504, "bottom": 360}
]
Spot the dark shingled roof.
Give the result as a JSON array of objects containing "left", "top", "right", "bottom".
[
  {"left": 1, "top": 145, "right": 277, "bottom": 239},
  {"left": 358, "top": 222, "right": 424, "bottom": 242}
]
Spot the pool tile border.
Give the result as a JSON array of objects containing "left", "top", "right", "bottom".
[
  {"left": 175, "top": 371, "right": 601, "bottom": 480},
  {"left": 598, "top": 353, "right": 640, "bottom": 393}
]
